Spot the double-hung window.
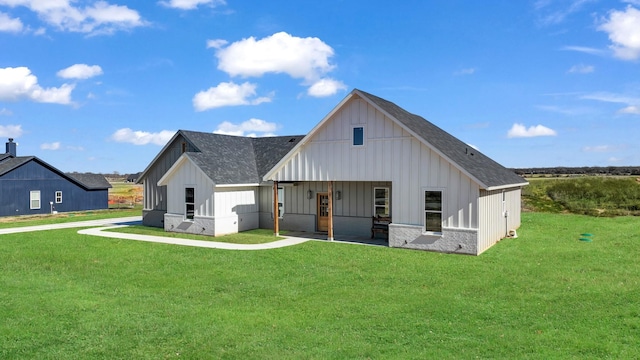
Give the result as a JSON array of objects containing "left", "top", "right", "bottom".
[
  {"left": 424, "top": 190, "right": 443, "bottom": 233},
  {"left": 185, "top": 187, "right": 195, "bottom": 220},
  {"left": 373, "top": 187, "right": 390, "bottom": 217},
  {"left": 30, "top": 191, "right": 41, "bottom": 210},
  {"left": 55, "top": 191, "right": 63, "bottom": 204}
]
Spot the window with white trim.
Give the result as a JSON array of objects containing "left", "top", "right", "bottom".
[
  {"left": 424, "top": 190, "right": 443, "bottom": 233},
  {"left": 185, "top": 187, "right": 195, "bottom": 220},
  {"left": 352, "top": 126, "right": 364, "bottom": 146},
  {"left": 55, "top": 191, "right": 62, "bottom": 204},
  {"left": 30, "top": 190, "right": 41, "bottom": 210},
  {"left": 373, "top": 187, "right": 390, "bottom": 217}
]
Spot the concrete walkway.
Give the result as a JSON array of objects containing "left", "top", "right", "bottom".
[
  {"left": 0, "top": 216, "right": 384, "bottom": 250},
  {"left": 77, "top": 225, "right": 310, "bottom": 250},
  {"left": 0, "top": 216, "right": 310, "bottom": 250},
  {"left": 0, "top": 216, "right": 142, "bottom": 235}
]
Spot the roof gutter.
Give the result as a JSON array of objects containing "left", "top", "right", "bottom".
[{"left": 484, "top": 182, "right": 529, "bottom": 191}]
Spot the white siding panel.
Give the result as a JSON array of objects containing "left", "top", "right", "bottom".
[
  {"left": 165, "top": 159, "right": 215, "bottom": 218},
  {"left": 269, "top": 97, "right": 480, "bottom": 231}
]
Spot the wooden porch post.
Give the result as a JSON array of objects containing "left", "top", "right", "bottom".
[
  {"left": 273, "top": 181, "right": 279, "bottom": 237},
  {"left": 328, "top": 180, "right": 334, "bottom": 241}
]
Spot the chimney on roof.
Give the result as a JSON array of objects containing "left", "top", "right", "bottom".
[{"left": 6, "top": 138, "right": 16, "bottom": 157}]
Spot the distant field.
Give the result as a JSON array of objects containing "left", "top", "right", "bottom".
[
  {"left": 109, "top": 182, "right": 143, "bottom": 208},
  {"left": 523, "top": 176, "right": 640, "bottom": 216}
]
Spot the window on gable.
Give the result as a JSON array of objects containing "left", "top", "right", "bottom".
[
  {"left": 374, "top": 187, "right": 389, "bottom": 217},
  {"left": 55, "top": 191, "right": 62, "bottom": 204},
  {"left": 353, "top": 126, "right": 364, "bottom": 146},
  {"left": 185, "top": 187, "right": 195, "bottom": 220},
  {"left": 424, "top": 190, "right": 443, "bottom": 233},
  {"left": 30, "top": 190, "right": 41, "bottom": 210}
]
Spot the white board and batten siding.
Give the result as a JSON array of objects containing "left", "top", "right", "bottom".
[
  {"left": 477, "top": 188, "right": 522, "bottom": 254},
  {"left": 214, "top": 187, "right": 260, "bottom": 235},
  {"left": 269, "top": 96, "right": 480, "bottom": 231},
  {"left": 163, "top": 158, "right": 215, "bottom": 217}
]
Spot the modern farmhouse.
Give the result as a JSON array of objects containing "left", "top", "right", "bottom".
[
  {"left": 0, "top": 139, "right": 111, "bottom": 216},
  {"left": 138, "top": 89, "right": 528, "bottom": 255}
]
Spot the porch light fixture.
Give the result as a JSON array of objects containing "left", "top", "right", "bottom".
[
  {"left": 307, "top": 189, "right": 313, "bottom": 199},
  {"left": 335, "top": 190, "right": 342, "bottom": 200}
]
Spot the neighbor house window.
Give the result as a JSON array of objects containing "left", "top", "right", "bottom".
[
  {"left": 353, "top": 126, "right": 364, "bottom": 146},
  {"left": 273, "top": 187, "right": 284, "bottom": 219},
  {"left": 55, "top": 191, "right": 62, "bottom": 204},
  {"left": 424, "top": 190, "right": 443, "bottom": 233},
  {"left": 185, "top": 187, "right": 195, "bottom": 220},
  {"left": 374, "top": 187, "right": 390, "bottom": 217},
  {"left": 30, "top": 190, "right": 41, "bottom": 210}
]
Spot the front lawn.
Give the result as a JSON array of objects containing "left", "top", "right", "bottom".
[{"left": 0, "top": 212, "right": 638, "bottom": 359}]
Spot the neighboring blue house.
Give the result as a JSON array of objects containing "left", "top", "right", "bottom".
[{"left": 0, "top": 139, "right": 111, "bottom": 216}]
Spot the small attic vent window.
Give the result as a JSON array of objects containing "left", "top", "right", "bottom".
[{"left": 289, "top": 138, "right": 296, "bottom": 142}]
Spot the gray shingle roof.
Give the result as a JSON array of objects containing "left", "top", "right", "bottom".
[
  {"left": 0, "top": 154, "right": 111, "bottom": 190},
  {"left": 0, "top": 156, "right": 33, "bottom": 176},
  {"left": 178, "top": 131, "right": 304, "bottom": 185},
  {"left": 356, "top": 89, "right": 527, "bottom": 189},
  {"left": 66, "top": 172, "right": 112, "bottom": 189}
]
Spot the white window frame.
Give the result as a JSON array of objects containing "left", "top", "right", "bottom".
[
  {"left": 272, "top": 187, "right": 285, "bottom": 219},
  {"left": 352, "top": 126, "right": 365, "bottom": 147},
  {"left": 373, "top": 187, "right": 390, "bottom": 217},
  {"left": 30, "top": 190, "right": 41, "bottom": 210},
  {"left": 185, "top": 187, "right": 195, "bottom": 221},
  {"left": 423, "top": 189, "right": 444, "bottom": 234},
  {"left": 55, "top": 191, "right": 63, "bottom": 204}
]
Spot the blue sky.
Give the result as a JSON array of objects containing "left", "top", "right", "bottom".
[{"left": 1, "top": 0, "right": 639, "bottom": 174}]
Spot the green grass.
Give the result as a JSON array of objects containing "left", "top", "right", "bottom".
[
  {"left": 111, "top": 226, "right": 285, "bottom": 244},
  {"left": 0, "top": 208, "right": 141, "bottom": 229},
  {"left": 1, "top": 212, "right": 639, "bottom": 359},
  {"left": 523, "top": 176, "right": 640, "bottom": 216}
]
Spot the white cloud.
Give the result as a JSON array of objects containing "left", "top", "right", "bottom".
[
  {"left": 581, "top": 92, "right": 640, "bottom": 114},
  {"left": 0, "top": 0, "right": 146, "bottom": 35},
  {"left": 0, "top": 11, "right": 23, "bottom": 32},
  {"left": 206, "top": 38, "right": 228, "bottom": 49},
  {"left": 193, "top": 81, "right": 272, "bottom": 111},
  {"left": 57, "top": 64, "right": 103, "bottom": 79},
  {"left": 608, "top": 156, "right": 622, "bottom": 163},
  {"left": 0, "top": 124, "right": 23, "bottom": 137},
  {"left": 307, "top": 78, "right": 347, "bottom": 97},
  {"left": 159, "top": 0, "right": 225, "bottom": 10},
  {"left": 110, "top": 128, "right": 176, "bottom": 145},
  {"left": 211, "top": 31, "right": 344, "bottom": 96},
  {"left": 560, "top": 46, "right": 606, "bottom": 55},
  {"left": 618, "top": 105, "right": 640, "bottom": 114},
  {"left": 215, "top": 32, "right": 336, "bottom": 80},
  {"left": 535, "top": 0, "right": 592, "bottom": 25},
  {"left": 598, "top": 6, "right": 640, "bottom": 60},
  {"left": 213, "top": 118, "right": 277, "bottom": 137},
  {"left": 507, "top": 123, "right": 557, "bottom": 138},
  {"left": 583, "top": 145, "right": 614, "bottom": 152},
  {"left": 0, "top": 108, "right": 13, "bottom": 116},
  {"left": 40, "top": 142, "right": 61, "bottom": 150},
  {"left": 454, "top": 68, "right": 476, "bottom": 76},
  {"left": 0, "top": 66, "right": 74, "bottom": 104},
  {"left": 568, "top": 64, "right": 594, "bottom": 73}
]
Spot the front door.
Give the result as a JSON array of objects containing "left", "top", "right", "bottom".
[{"left": 317, "top": 193, "right": 329, "bottom": 232}]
